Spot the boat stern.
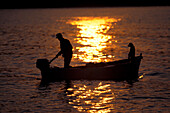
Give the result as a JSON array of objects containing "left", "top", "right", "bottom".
[{"left": 36, "top": 59, "right": 50, "bottom": 70}]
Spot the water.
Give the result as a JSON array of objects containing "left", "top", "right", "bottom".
[{"left": 0, "top": 7, "right": 170, "bottom": 112}]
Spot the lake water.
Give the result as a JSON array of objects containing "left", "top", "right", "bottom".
[{"left": 0, "top": 7, "right": 170, "bottom": 112}]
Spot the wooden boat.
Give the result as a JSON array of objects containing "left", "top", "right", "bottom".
[{"left": 36, "top": 54, "right": 143, "bottom": 84}]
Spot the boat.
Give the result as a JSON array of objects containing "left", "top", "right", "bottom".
[{"left": 36, "top": 53, "right": 143, "bottom": 85}]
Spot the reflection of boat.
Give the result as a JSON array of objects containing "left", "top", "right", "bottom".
[{"left": 36, "top": 54, "right": 143, "bottom": 84}]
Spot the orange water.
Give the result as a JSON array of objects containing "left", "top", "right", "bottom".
[{"left": 0, "top": 7, "right": 169, "bottom": 113}]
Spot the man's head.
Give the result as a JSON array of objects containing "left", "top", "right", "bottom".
[{"left": 56, "top": 33, "right": 63, "bottom": 40}]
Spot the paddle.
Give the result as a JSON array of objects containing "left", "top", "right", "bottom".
[{"left": 49, "top": 56, "right": 57, "bottom": 64}]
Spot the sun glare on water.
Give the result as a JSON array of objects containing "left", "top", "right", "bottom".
[
  {"left": 68, "top": 17, "right": 121, "bottom": 63},
  {"left": 67, "top": 82, "right": 115, "bottom": 113}
]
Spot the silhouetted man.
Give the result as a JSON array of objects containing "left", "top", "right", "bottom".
[
  {"left": 55, "top": 33, "right": 73, "bottom": 68},
  {"left": 128, "top": 43, "right": 135, "bottom": 59}
]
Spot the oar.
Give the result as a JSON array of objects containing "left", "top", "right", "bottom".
[
  {"left": 49, "top": 56, "right": 57, "bottom": 64},
  {"left": 49, "top": 52, "right": 61, "bottom": 64}
]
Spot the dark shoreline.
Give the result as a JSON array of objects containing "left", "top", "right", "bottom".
[
  {"left": 1, "top": 0, "right": 169, "bottom": 9},
  {"left": 1, "top": 6, "right": 170, "bottom": 10}
]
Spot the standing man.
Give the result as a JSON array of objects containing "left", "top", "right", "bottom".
[{"left": 50, "top": 33, "right": 73, "bottom": 68}]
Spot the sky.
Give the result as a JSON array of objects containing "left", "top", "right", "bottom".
[{"left": 1, "top": 0, "right": 170, "bottom": 9}]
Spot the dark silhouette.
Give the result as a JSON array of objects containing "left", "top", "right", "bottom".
[
  {"left": 36, "top": 59, "right": 51, "bottom": 87},
  {"left": 36, "top": 42, "right": 143, "bottom": 85},
  {"left": 128, "top": 43, "right": 135, "bottom": 59},
  {"left": 3, "top": 0, "right": 169, "bottom": 9},
  {"left": 36, "top": 59, "right": 61, "bottom": 87},
  {"left": 50, "top": 33, "right": 73, "bottom": 68},
  {"left": 36, "top": 55, "right": 143, "bottom": 81}
]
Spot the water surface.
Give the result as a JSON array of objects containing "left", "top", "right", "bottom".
[{"left": 0, "top": 7, "right": 170, "bottom": 112}]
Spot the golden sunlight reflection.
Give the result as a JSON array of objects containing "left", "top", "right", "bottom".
[
  {"left": 68, "top": 17, "right": 121, "bottom": 63},
  {"left": 67, "top": 82, "right": 115, "bottom": 112},
  {"left": 139, "top": 74, "right": 144, "bottom": 79}
]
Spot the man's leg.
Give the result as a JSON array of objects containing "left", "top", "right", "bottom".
[{"left": 64, "top": 57, "right": 72, "bottom": 68}]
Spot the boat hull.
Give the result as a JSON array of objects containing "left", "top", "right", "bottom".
[{"left": 36, "top": 54, "right": 143, "bottom": 84}]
